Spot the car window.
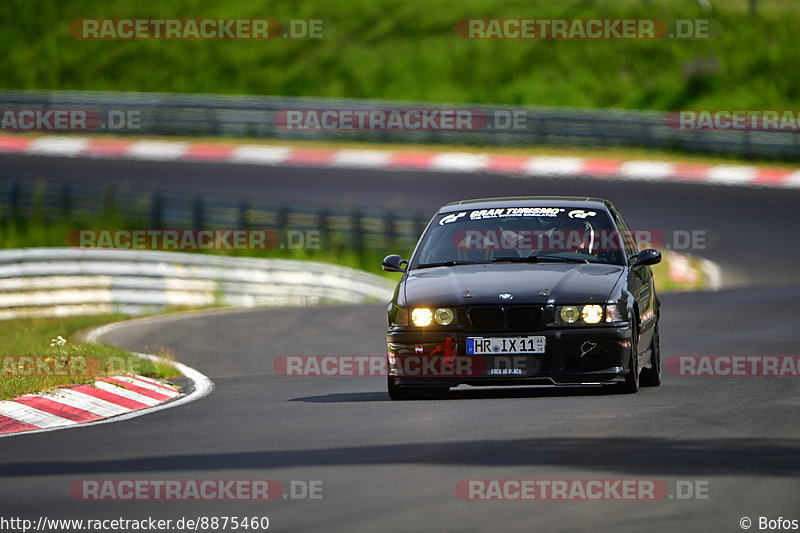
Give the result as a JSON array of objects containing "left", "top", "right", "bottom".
[
  {"left": 411, "top": 206, "right": 626, "bottom": 267},
  {"left": 609, "top": 209, "right": 640, "bottom": 259}
]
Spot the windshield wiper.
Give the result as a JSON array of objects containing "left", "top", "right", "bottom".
[
  {"left": 416, "top": 260, "right": 480, "bottom": 269},
  {"left": 492, "top": 255, "right": 593, "bottom": 264},
  {"left": 535, "top": 255, "right": 593, "bottom": 263},
  {"left": 491, "top": 256, "right": 542, "bottom": 263}
]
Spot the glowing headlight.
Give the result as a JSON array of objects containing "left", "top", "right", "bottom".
[
  {"left": 434, "top": 307, "right": 455, "bottom": 325},
  {"left": 411, "top": 308, "right": 433, "bottom": 327},
  {"left": 581, "top": 304, "right": 604, "bottom": 324},
  {"left": 559, "top": 306, "right": 580, "bottom": 324}
]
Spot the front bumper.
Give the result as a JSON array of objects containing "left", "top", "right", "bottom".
[{"left": 387, "top": 325, "right": 632, "bottom": 388}]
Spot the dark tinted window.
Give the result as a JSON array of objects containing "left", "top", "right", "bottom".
[{"left": 412, "top": 206, "right": 626, "bottom": 267}]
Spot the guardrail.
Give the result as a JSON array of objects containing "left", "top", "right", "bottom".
[
  {"left": 0, "top": 248, "right": 395, "bottom": 320},
  {"left": 1, "top": 90, "right": 798, "bottom": 160},
  {"left": 0, "top": 176, "right": 430, "bottom": 254}
]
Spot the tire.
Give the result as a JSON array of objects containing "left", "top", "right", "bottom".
[
  {"left": 616, "top": 322, "right": 640, "bottom": 394},
  {"left": 387, "top": 376, "right": 447, "bottom": 400},
  {"left": 640, "top": 320, "right": 662, "bottom": 387}
]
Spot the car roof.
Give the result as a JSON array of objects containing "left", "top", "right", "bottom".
[{"left": 437, "top": 196, "right": 614, "bottom": 214}]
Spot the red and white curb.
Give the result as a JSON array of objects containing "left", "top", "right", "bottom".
[
  {"left": 1, "top": 133, "right": 799, "bottom": 189},
  {"left": 0, "top": 374, "right": 179, "bottom": 435},
  {"left": 0, "top": 351, "right": 213, "bottom": 438}
]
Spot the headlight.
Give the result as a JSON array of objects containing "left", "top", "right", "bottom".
[
  {"left": 556, "top": 304, "right": 624, "bottom": 325},
  {"left": 559, "top": 306, "right": 580, "bottom": 324},
  {"left": 411, "top": 308, "right": 433, "bottom": 327},
  {"left": 581, "top": 304, "right": 604, "bottom": 324},
  {"left": 434, "top": 307, "right": 455, "bottom": 325}
]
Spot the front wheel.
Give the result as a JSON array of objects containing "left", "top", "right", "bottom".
[
  {"left": 640, "top": 321, "right": 662, "bottom": 387},
  {"left": 616, "top": 323, "right": 640, "bottom": 394}
]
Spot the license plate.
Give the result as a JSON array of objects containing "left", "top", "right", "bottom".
[{"left": 467, "top": 336, "right": 545, "bottom": 355}]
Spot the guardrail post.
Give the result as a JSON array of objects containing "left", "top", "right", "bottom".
[
  {"left": 151, "top": 193, "right": 163, "bottom": 228},
  {"left": 238, "top": 200, "right": 249, "bottom": 229},
  {"left": 414, "top": 211, "right": 428, "bottom": 240},
  {"left": 352, "top": 209, "right": 364, "bottom": 254},
  {"left": 743, "top": 130, "right": 753, "bottom": 160},
  {"left": 192, "top": 197, "right": 205, "bottom": 229},
  {"left": 59, "top": 183, "right": 72, "bottom": 219},
  {"left": 276, "top": 204, "right": 288, "bottom": 233},
  {"left": 384, "top": 211, "right": 396, "bottom": 250},
  {"left": 9, "top": 180, "right": 21, "bottom": 220},
  {"left": 318, "top": 208, "right": 330, "bottom": 250},
  {"left": 101, "top": 186, "right": 115, "bottom": 219}
]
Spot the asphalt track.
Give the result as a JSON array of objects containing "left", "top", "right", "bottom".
[{"left": 1, "top": 154, "right": 799, "bottom": 533}]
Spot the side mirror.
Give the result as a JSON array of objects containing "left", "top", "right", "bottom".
[
  {"left": 631, "top": 248, "right": 662, "bottom": 267},
  {"left": 382, "top": 254, "right": 408, "bottom": 272}
]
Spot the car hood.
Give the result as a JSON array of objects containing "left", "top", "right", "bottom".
[{"left": 402, "top": 262, "right": 624, "bottom": 307}]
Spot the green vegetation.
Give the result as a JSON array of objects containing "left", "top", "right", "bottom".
[
  {"left": 651, "top": 253, "right": 708, "bottom": 292},
  {"left": 1, "top": 0, "right": 797, "bottom": 110},
  {"left": 0, "top": 202, "right": 399, "bottom": 278},
  {"left": 0, "top": 314, "right": 179, "bottom": 400}
]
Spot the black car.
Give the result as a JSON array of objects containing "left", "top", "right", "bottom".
[{"left": 382, "top": 196, "right": 661, "bottom": 400}]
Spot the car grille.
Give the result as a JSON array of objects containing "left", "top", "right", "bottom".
[
  {"left": 467, "top": 306, "right": 544, "bottom": 331},
  {"left": 508, "top": 307, "right": 543, "bottom": 331},
  {"left": 468, "top": 308, "right": 504, "bottom": 330}
]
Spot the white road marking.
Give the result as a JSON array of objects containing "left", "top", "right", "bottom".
[
  {"left": 525, "top": 157, "right": 584, "bottom": 177},
  {"left": 27, "top": 137, "right": 90, "bottom": 157},
  {"left": 706, "top": 165, "right": 758, "bottom": 185},
  {"left": 34, "top": 388, "right": 130, "bottom": 417},
  {"left": 229, "top": 145, "right": 291, "bottom": 164},
  {"left": 0, "top": 401, "right": 76, "bottom": 428},
  {"left": 93, "top": 380, "right": 161, "bottom": 406},
  {"left": 127, "top": 141, "right": 188, "bottom": 160},
  {"left": 619, "top": 161, "right": 675, "bottom": 181},
  {"left": 431, "top": 153, "right": 490, "bottom": 172},
  {"left": 331, "top": 150, "right": 392, "bottom": 168},
  {"left": 114, "top": 375, "right": 179, "bottom": 396}
]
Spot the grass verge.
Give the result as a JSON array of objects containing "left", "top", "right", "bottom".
[
  {"left": 1, "top": 0, "right": 798, "bottom": 112},
  {"left": 651, "top": 251, "right": 710, "bottom": 292},
  {"left": 0, "top": 314, "right": 180, "bottom": 400}
]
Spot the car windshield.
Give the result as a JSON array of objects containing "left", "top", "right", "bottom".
[{"left": 412, "top": 206, "right": 626, "bottom": 268}]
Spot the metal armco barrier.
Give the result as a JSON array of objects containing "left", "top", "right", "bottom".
[
  {"left": 1, "top": 90, "right": 798, "bottom": 160},
  {"left": 0, "top": 248, "right": 395, "bottom": 319},
  {"left": 0, "top": 177, "right": 431, "bottom": 254}
]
